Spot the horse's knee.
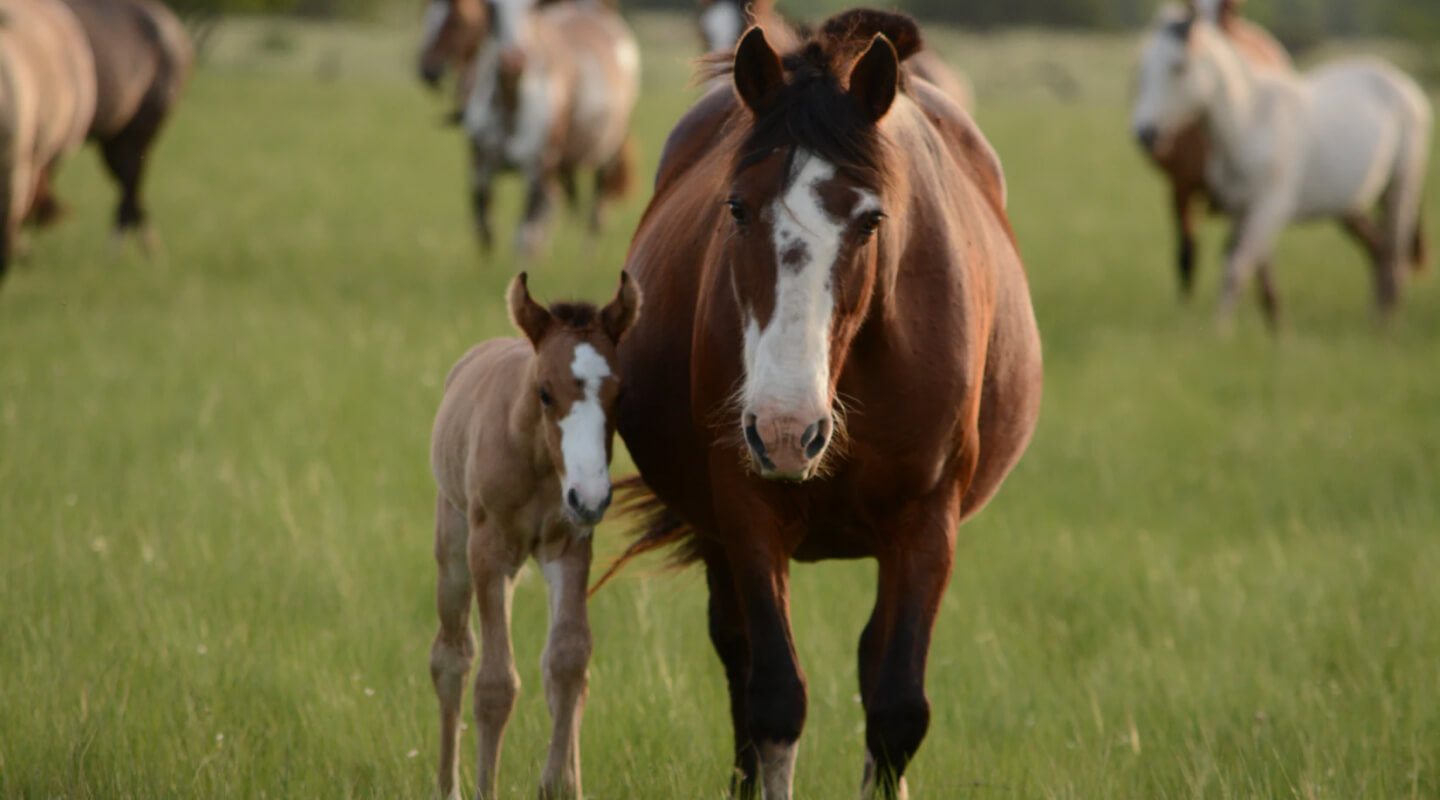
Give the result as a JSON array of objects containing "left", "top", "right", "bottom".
[
  {"left": 543, "top": 625, "right": 592, "bottom": 687},
  {"left": 747, "top": 673, "right": 807, "bottom": 745},
  {"left": 474, "top": 669, "right": 520, "bottom": 725},
  {"left": 865, "top": 687, "right": 930, "bottom": 769},
  {"left": 430, "top": 629, "right": 476, "bottom": 684}
]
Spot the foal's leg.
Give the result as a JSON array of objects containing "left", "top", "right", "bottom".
[
  {"left": 857, "top": 496, "right": 957, "bottom": 800},
  {"left": 471, "top": 525, "right": 523, "bottom": 800},
  {"left": 702, "top": 546, "right": 759, "bottom": 798},
  {"left": 432, "top": 495, "right": 477, "bottom": 800},
  {"left": 537, "top": 535, "right": 595, "bottom": 800}
]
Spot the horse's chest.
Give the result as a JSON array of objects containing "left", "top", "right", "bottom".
[{"left": 465, "top": 64, "right": 558, "bottom": 168}]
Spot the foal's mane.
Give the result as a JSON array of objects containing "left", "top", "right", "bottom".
[
  {"left": 701, "top": 9, "right": 926, "bottom": 190},
  {"left": 547, "top": 302, "right": 601, "bottom": 330}
]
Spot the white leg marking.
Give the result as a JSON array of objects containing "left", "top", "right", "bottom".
[{"left": 759, "top": 739, "right": 798, "bottom": 800}]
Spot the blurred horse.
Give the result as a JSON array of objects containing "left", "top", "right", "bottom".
[
  {"left": 0, "top": 0, "right": 95, "bottom": 277},
  {"left": 1135, "top": 0, "right": 1291, "bottom": 298},
  {"left": 1134, "top": 5, "right": 1432, "bottom": 327},
  {"left": 57, "top": 0, "right": 193, "bottom": 254},
  {"left": 696, "top": 0, "right": 974, "bottom": 112},
  {"left": 428, "top": 272, "right": 639, "bottom": 800},
  {"left": 421, "top": 0, "right": 639, "bottom": 258},
  {"left": 598, "top": 10, "right": 1041, "bottom": 799}
]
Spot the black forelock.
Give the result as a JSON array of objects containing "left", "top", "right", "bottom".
[{"left": 547, "top": 302, "right": 600, "bottom": 329}]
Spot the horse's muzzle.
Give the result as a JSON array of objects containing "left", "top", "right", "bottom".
[
  {"left": 744, "top": 411, "right": 832, "bottom": 481},
  {"left": 1135, "top": 125, "right": 1160, "bottom": 153}
]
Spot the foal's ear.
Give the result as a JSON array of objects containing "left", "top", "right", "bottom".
[
  {"left": 733, "top": 26, "right": 784, "bottom": 113},
  {"left": 849, "top": 34, "right": 900, "bottom": 123},
  {"left": 601, "top": 271, "right": 642, "bottom": 343},
  {"left": 507, "top": 272, "right": 553, "bottom": 346}
]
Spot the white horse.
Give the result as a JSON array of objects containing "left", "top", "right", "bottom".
[
  {"left": 461, "top": 0, "right": 639, "bottom": 259},
  {"left": 1133, "top": 5, "right": 1432, "bottom": 327}
]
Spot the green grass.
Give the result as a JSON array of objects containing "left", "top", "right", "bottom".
[{"left": 2, "top": 11, "right": 1439, "bottom": 799}]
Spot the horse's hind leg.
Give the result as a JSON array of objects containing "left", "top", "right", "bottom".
[
  {"left": 516, "top": 169, "right": 555, "bottom": 260},
  {"left": 536, "top": 536, "right": 594, "bottom": 800},
  {"left": 431, "top": 495, "right": 477, "bottom": 800},
  {"left": 99, "top": 99, "right": 168, "bottom": 258},
  {"left": 1375, "top": 121, "right": 1431, "bottom": 316},
  {"left": 26, "top": 167, "right": 65, "bottom": 227},
  {"left": 470, "top": 152, "right": 496, "bottom": 254},
  {"left": 858, "top": 497, "right": 956, "bottom": 800},
  {"left": 1255, "top": 260, "right": 1282, "bottom": 333},
  {"left": 471, "top": 524, "right": 522, "bottom": 800},
  {"left": 1217, "top": 201, "right": 1286, "bottom": 332}
]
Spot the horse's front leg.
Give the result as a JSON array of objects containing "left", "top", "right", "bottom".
[
  {"left": 858, "top": 496, "right": 958, "bottom": 800},
  {"left": 1217, "top": 197, "right": 1288, "bottom": 332},
  {"left": 470, "top": 526, "right": 522, "bottom": 800},
  {"left": 700, "top": 544, "right": 759, "bottom": 798},
  {"left": 432, "top": 496, "right": 477, "bottom": 800},
  {"left": 1171, "top": 181, "right": 1199, "bottom": 300},
  {"left": 469, "top": 149, "right": 496, "bottom": 254},
  {"left": 516, "top": 166, "right": 556, "bottom": 261},
  {"left": 536, "top": 535, "right": 594, "bottom": 800},
  {"left": 714, "top": 512, "right": 806, "bottom": 799}
]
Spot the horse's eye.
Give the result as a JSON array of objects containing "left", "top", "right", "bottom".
[
  {"left": 859, "top": 211, "right": 886, "bottom": 238},
  {"left": 539, "top": 388, "right": 553, "bottom": 408},
  {"left": 726, "top": 198, "right": 748, "bottom": 225}
]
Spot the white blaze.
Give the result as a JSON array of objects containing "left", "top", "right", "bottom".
[
  {"left": 699, "top": 2, "right": 743, "bottom": 53},
  {"left": 558, "top": 342, "right": 612, "bottom": 515},
  {"left": 742, "top": 154, "right": 876, "bottom": 428}
]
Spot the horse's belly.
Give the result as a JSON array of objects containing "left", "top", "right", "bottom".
[{"left": 1297, "top": 105, "right": 1398, "bottom": 216}]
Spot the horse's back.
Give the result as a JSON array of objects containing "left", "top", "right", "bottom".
[
  {"left": 60, "top": 0, "right": 193, "bottom": 139},
  {"left": 908, "top": 51, "right": 974, "bottom": 114},
  {"left": 432, "top": 338, "right": 531, "bottom": 510},
  {"left": 1226, "top": 16, "right": 1291, "bottom": 73},
  {"left": 544, "top": 1, "right": 639, "bottom": 166},
  {"left": 0, "top": 0, "right": 95, "bottom": 165}
]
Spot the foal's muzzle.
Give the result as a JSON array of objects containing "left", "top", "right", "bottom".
[{"left": 565, "top": 485, "right": 612, "bottom": 526}]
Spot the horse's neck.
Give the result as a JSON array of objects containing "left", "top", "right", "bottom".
[{"left": 1198, "top": 30, "right": 1264, "bottom": 162}]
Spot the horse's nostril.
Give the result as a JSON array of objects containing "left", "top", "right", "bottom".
[
  {"left": 804, "top": 417, "right": 830, "bottom": 460},
  {"left": 567, "top": 488, "right": 580, "bottom": 511},
  {"left": 743, "top": 416, "right": 776, "bottom": 470}
]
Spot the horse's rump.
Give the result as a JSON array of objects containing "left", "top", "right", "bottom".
[{"left": 60, "top": 0, "right": 193, "bottom": 140}]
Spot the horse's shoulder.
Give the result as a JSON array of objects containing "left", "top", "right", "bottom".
[
  {"left": 655, "top": 83, "right": 736, "bottom": 192},
  {"left": 904, "top": 79, "right": 1007, "bottom": 212},
  {"left": 1225, "top": 17, "right": 1291, "bottom": 72}
]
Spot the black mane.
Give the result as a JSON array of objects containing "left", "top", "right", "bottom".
[
  {"left": 733, "top": 10, "right": 923, "bottom": 191},
  {"left": 548, "top": 302, "right": 599, "bottom": 329}
]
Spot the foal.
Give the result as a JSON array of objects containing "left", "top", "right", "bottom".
[{"left": 429, "top": 272, "right": 639, "bottom": 800}]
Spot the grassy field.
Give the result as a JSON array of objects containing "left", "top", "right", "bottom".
[{"left": 2, "top": 11, "right": 1439, "bottom": 799}]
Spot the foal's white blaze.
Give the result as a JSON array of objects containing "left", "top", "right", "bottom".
[
  {"left": 558, "top": 343, "right": 612, "bottom": 519},
  {"left": 421, "top": 0, "right": 449, "bottom": 53},
  {"left": 699, "top": 1, "right": 743, "bottom": 54},
  {"left": 741, "top": 154, "right": 876, "bottom": 436}
]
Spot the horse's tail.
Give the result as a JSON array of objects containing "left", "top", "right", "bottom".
[
  {"left": 597, "top": 136, "right": 635, "bottom": 202},
  {"left": 587, "top": 474, "right": 700, "bottom": 598},
  {"left": 1412, "top": 199, "right": 1428, "bottom": 275}
]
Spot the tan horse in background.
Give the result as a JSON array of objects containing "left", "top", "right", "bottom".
[
  {"left": 58, "top": 0, "right": 193, "bottom": 253},
  {"left": 0, "top": 0, "right": 95, "bottom": 277},
  {"left": 696, "top": 0, "right": 975, "bottom": 112},
  {"left": 428, "top": 272, "right": 639, "bottom": 800},
  {"left": 1137, "top": 0, "right": 1290, "bottom": 297}
]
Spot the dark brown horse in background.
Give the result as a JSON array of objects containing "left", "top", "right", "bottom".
[
  {"left": 599, "top": 10, "right": 1042, "bottom": 798},
  {"left": 1139, "top": 0, "right": 1288, "bottom": 296},
  {"left": 39, "top": 0, "right": 193, "bottom": 253},
  {"left": 697, "top": 0, "right": 974, "bottom": 112}
]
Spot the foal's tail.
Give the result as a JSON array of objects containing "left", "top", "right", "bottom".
[{"left": 587, "top": 475, "right": 699, "bottom": 597}]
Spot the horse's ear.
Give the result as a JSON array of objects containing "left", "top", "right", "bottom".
[
  {"left": 508, "top": 272, "right": 553, "bottom": 346},
  {"left": 733, "top": 26, "right": 784, "bottom": 113},
  {"left": 601, "top": 271, "right": 642, "bottom": 343},
  {"left": 849, "top": 33, "right": 900, "bottom": 123}
]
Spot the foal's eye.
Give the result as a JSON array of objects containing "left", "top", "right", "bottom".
[
  {"left": 538, "top": 388, "right": 553, "bottom": 408},
  {"left": 859, "top": 211, "right": 886, "bottom": 239},
  {"left": 726, "top": 198, "right": 748, "bottom": 225}
]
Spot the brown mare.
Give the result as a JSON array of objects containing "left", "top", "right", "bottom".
[
  {"left": 697, "top": 0, "right": 974, "bottom": 112},
  {"left": 1140, "top": 0, "right": 1289, "bottom": 296},
  {"left": 0, "top": 0, "right": 95, "bottom": 276},
  {"left": 600, "top": 10, "right": 1042, "bottom": 798},
  {"left": 429, "top": 272, "right": 639, "bottom": 800},
  {"left": 53, "top": 0, "right": 193, "bottom": 253},
  {"left": 417, "top": 0, "right": 639, "bottom": 258}
]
